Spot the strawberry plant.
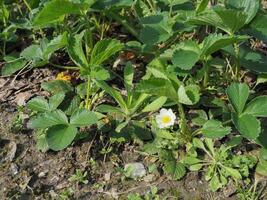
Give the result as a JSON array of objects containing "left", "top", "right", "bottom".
[
  {"left": 27, "top": 92, "right": 98, "bottom": 151},
  {"left": 1, "top": 0, "right": 267, "bottom": 198}
]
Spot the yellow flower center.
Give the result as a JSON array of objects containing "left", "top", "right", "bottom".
[{"left": 162, "top": 115, "right": 171, "bottom": 124}]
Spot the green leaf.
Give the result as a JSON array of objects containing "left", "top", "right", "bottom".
[
  {"left": 90, "top": 39, "right": 123, "bottom": 66},
  {"left": 202, "top": 120, "right": 231, "bottom": 139},
  {"left": 96, "top": 80, "right": 127, "bottom": 111},
  {"left": 49, "top": 92, "right": 65, "bottom": 111},
  {"left": 147, "top": 61, "right": 178, "bottom": 83},
  {"left": 29, "top": 110, "right": 68, "bottom": 129},
  {"left": 115, "top": 121, "right": 129, "bottom": 133},
  {"left": 209, "top": 174, "right": 221, "bottom": 192},
  {"left": 226, "top": 82, "right": 249, "bottom": 114},
  {"left": 42, "top": 32, "right": 68, "bottom": 60},
  {"left": 188, "top": 10, "right": 229, "bottom": 34},
  {"left": 41, "top": 80, "right": 73, "bottom": 94},
  {"left": 226, "top": 0, "right": 260, "bottom": 24},
  {"left": 172, "top": 41, "right": 200, "bottom": 70},
  {"left": 141, "top": 96, "right": 167, "bottom": 113},
  {"left": 260, "top": 148, "right": 267, "bottom": 160},
  {"left": 232, "top": 113, "right": 261, "bottom": 140},
  {"left": 190, "top": 110, "right": 208, "bottom": 126},
  {"left": 20, "top": 44, "right": 43, "bottom": 61},
  {"left": 161, "top": 150, "right": 186, "bottom": 180},
  {"left": 189, "top": 7, "right": 249, "bottom": 34},
  {"left": 156, "top": 129, "right": 175, "bottom": 140},
  {"left": 168, "top": 0, "right": 190, "bottom": 5},
  {"left": 172, "top": 49, "right": 199, "bottom": 70},
  {"left": 205, "top": 138, "right": 215, "bottom": 156},
  {"left": 200, "top": 33, "right": 248, "bottom": 58},
  {"left": 126, "top": 120, "right": 153, "bottom": 141},
  {"left": 63, "top": 95, "right": 81, "bottom": 116},
  {"left": 182, "top": 156, "right": 202, "bottom": 166},
  {"left": 36, "top": 132, "right": 49, "bottom": 152},
  {"left": 46, "top": 125, "right": 77, "bottom": 151},
  {"left": 189, "top": 163, "right": 203, "bottom": 171},
  {"left": 136, "top": 78, "right": 178, "bottom": 102},
  {"left": 70, "top": 108, "right": 98, "bottom": 127},
  {"left": 33, "top": 0, "right": 87, "bottom": 26},
  {"left": 196, "top": 0, "right": 209, "bottom": 13},
  {"left": 130, "top": 93, "right": 150, "bottom": 113},
  {"left": 139, "top": 14, "right": 174, "bottom": 45},
  {"left": 96, "top": 104, "right": 123, "bottom": 114},
  {"left": 256, "top": 159, "right": 267, "bottom": 176},
  {"left": 243, "top": 96, "right": 267, "bottom": 117},
  {"left": 256, "top": 74, "right": 267, "bottom": 86},
  {"left": 93, "top": 0, "right": 133, "bottom": 10},
  {"left": 213, "top": 8, "right": 248, "bottom": 34},
  {"left": 223, "top": 45, "right": 267, "bottom": 74},
  {"left": 172, "top": 162, "right": 186, "bottom": 180},
  {"left": 90, "top": 68, "right": 110, "bottom": 80},
  {"left": 246, "top": 13, "right": 267, "bottom": 41},
  {"left": 193, "top": 138, "right": 205, "bottom": 150},
  {"left": 223, "top": 166, "right": 242, "bottom": 179},
  {"left": 124, "top": 62, "right": 134, "bottom": 91},
  {"left": 27, "top": 97, "right": 50, "bottom": 112},
  {"left": 1, "top": 57, "right": 27, "bottom": 76},
  {"left": 178, "top": 84, "right": 200, "bottom": 105},
  {"left": 226, "top": 136, "right": 243, "bottom": 147},
  {"left": 67, "top": 32, "right": 88, "bottom": 68}
]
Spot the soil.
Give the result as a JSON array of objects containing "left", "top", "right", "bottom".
[{"left": 0, "top": 68, "right": 250, "bottom": 200}]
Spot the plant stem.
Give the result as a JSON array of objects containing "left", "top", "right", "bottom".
[
  {"left": 2, "top": 41, "right": 6, "bottom": 56},
  {"left": 178, "top": 103, "right": 191, "bottom": 141},
  {"left": 50, "top": 63, "right": 79, "bottom": 70},
  {"left": 85, "top": 75, "right": 91, "bottom": 110},
  {"left": 146, "top": 0, "right": 156, "bottom": 14},
  {"left": 234, "top": 43, "right": 241, "bottom": 81},
  {"left": 22, "top": 0, "right": 32, "bottom": 12},
  {"left": 107, "top": 11, "right": 139, "bottom": 39},
  {"left": 252, "top": 180, "right": 259, "bottom": 200},
  {"left": 203, "top": 61, "right": 211, "bottom": 88}
]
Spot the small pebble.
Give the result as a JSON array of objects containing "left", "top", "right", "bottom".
[
  {"left": 104, "top": 173, "right": 111, "bottom": 181},
  {"left": 10, "top": 163, "right": 19, "bottom": 175},
  {"left": 38, "top": 171, "right": 47, "bottom": 178},
  {"left": 124, "top": 162, "right": 146, "bottom": 178}
]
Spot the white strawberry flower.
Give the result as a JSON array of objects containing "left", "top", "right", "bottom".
[{"left": 156, "top": 108, "right": 176, "bottom": 129}]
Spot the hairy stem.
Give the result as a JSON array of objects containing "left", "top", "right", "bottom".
[
  {"left": 178, "top": 103, "right": 191, "bottom": 141},
  {"left": 203, "top": 61, "right": 211, "bottom": 88},
  {"left": 50, "top": 63, "right": 79, "bottom": 70},
  {"left": 234, "top": 43, "right": 241, "bottom": 81},
  {"left": 85, "top": 76, "right": 91, "bottom": 110}
]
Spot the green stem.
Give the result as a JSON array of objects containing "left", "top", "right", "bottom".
[
  {"left": 251, "top": 180, "right": 259, "bottom": 200},
  {"left": 178, "top": 103, "right": 190, "bottom": 141},
  {"left": 222, "top": 119, "right": 232, "bottom": 126},
  {"left": 146, "top": 0, "right": 156, "bottom": 14},
  {"left": 2, "top": 41, "right": 6, "bottom": 56},
  {"left": 107, "top": 11, "right": 139, "bottom": 39},
  {"left": 234, "top": 43, "right": 240, "bottom": 81},
  {"left": 22, "top": 0, "right": 32, "bottom": 12},
  {"left": 85, "top": 75, "right": 91, "bottom": 110},
  {"left": 203, "top": 61, "right": 211, "bottom": 88},
  {"left": 50, "top": 63, "right": 79, "bottom": 70}
]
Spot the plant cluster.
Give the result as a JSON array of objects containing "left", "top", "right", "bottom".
[{"left": 1, "top": 0, "right": 267, "bottom": 195}]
